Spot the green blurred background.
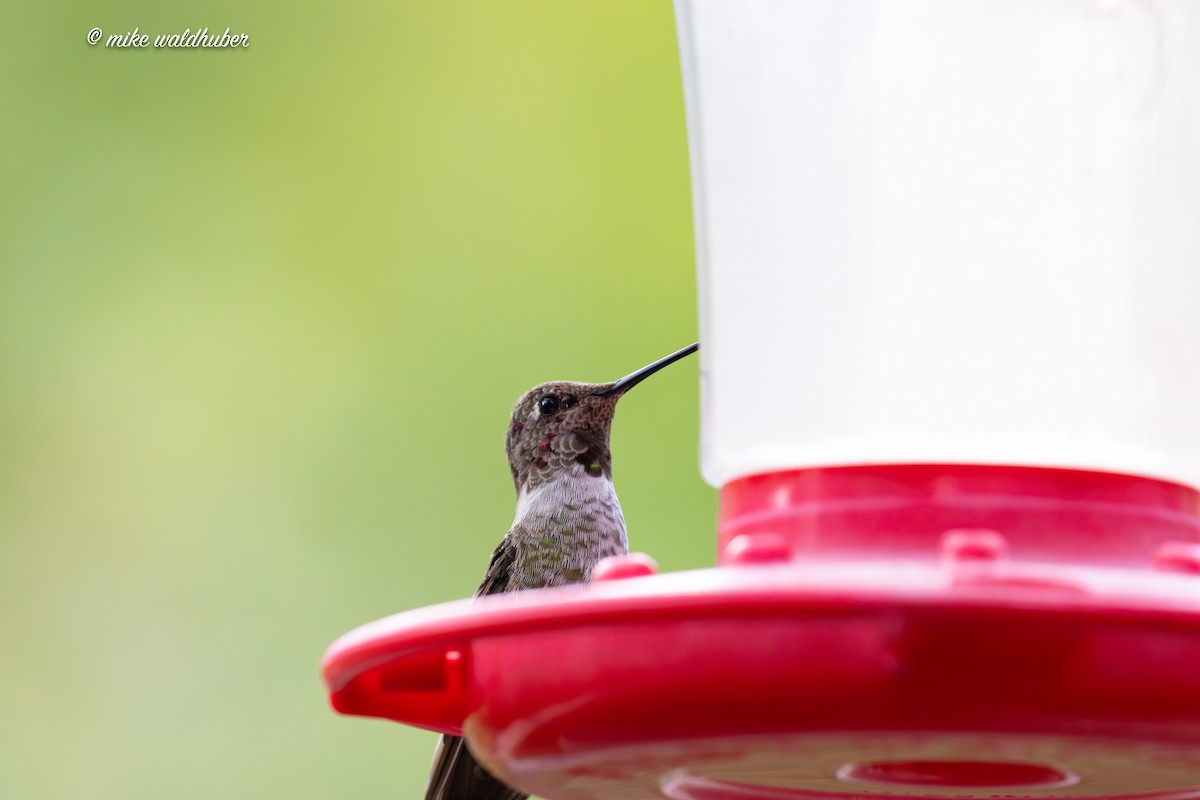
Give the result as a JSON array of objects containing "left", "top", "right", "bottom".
[{"left": 0, "top": 2, "right": 711, "bottom": 797}]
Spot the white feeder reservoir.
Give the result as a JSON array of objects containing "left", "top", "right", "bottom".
[{"left": 684, "top": 0, "right": 1200, "bottom": 492}]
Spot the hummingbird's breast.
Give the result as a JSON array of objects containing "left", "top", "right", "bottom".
[{"left": 507, "top": 465, "right": 627, "bottom": 590}]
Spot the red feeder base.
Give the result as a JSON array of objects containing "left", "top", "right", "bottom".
[{"left": 322, "top": 466, "right": 1200, "bottom": 800}]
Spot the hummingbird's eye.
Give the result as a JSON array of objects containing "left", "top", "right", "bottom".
[{"left": 538, "top": 394, "right": 561, "bottom": 416}]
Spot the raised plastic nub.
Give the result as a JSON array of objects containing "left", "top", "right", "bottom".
[
  {"left": 940, "top": 529, "right": 1007, "bottom": 562},
  {"left": 593, "top": 553, "right": 658, "bottom": 581},
  {"left": 1154, "top": 541, "right": 1200, "bottom": 575},
  {"left": 723, "top": 532, "right": 790, "bottom": 565}
]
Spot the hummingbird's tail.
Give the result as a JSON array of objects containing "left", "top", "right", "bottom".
[{"left": 425, "top": 733, "right": 527, "bottom": 800}]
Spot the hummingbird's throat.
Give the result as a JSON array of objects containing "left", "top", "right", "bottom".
[{"left": 510, "top": 467, "right": 627, "bottom": 589}]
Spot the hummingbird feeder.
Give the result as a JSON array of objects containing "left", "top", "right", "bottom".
[{"left": 323, "top": 2, "right": 1200, "bottom": 798}]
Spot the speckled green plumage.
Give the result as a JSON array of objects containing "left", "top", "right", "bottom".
[{"left": 506, "top": 467, "right": 626, "bottom": 588}]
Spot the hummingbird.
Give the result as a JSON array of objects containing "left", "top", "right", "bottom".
[{"left": 424, "top": 342, "right": 699, "bottom": 800}]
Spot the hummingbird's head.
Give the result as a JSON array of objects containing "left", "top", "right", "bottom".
[
  {"left": 504, "top": 343, "right": 698, "bottom": 494},
  {"left": 506, "top": 380, "right": 620, "bottom": 492}
]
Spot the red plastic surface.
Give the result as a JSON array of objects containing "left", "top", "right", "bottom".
[
  {"left": 718, "top": 465, "right": 1200, "bottom": 567},
  {"left": 323, "top": 466, "right": 1200, "bottom": 800}
]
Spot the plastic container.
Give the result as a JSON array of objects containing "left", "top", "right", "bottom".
[{"left": 680, "top": 0, "right": 1200, "bottom": 489}]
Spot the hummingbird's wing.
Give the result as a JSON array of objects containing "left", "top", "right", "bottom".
[
  {"left": 473, "top": 535, "right": 517, "bottom": 598},
  {"left": 424, "top": 538, "right": 527, "bottom": 800}
]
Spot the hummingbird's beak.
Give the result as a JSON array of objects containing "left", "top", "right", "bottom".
[{"left": 596, "top": 342, "right": 699, "bottom": 397}]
